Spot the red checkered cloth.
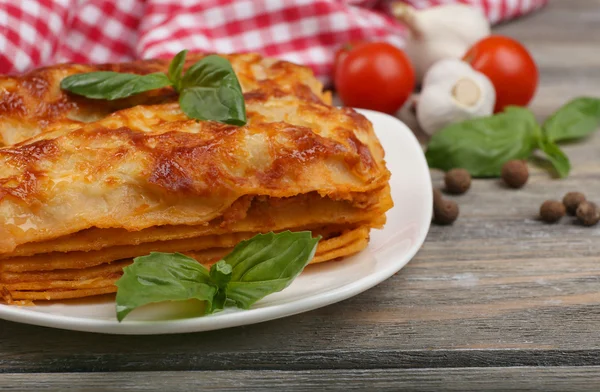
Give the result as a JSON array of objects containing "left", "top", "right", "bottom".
[{"left": 1, "top": 0, "right": 547, "bottom": 80}]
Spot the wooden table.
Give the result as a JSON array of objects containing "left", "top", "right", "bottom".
[{"left": 2, "top": 1, "right": 600, "bottom": 390}]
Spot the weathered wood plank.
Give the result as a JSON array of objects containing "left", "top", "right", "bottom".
[
  {"left": 2, "top": 367, "right": 600, "bottom": 391},
  {"left": 2, "top": 0, "right": 600, "bottom": 377}
]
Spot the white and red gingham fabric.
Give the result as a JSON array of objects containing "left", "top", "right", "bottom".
[{"left": 0, "top": 0, "right": 547, "bottom": 80}]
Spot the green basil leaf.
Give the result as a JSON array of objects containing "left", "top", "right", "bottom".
[
  {"left": 115, "top": 252, "right": 216, "bottom": 322},
  {"left": 204, "top": 260, "right": 232, "bottom": 314},
  {"left": 543, "top": 97, "right": 600, "bottom": 142},
  {"left": 537, "top": 138, "right": 571, "bottom": 178},
  {"left": 179, "top": 84, "right": 246, "bottom": 125},
  {"left": 210, "top": 259, "right": 232, "bottom": 289},
  {"left": 60, "top": 72, "right": 172, "bottom": 100},
  {"left": 425, "top": 107, "right": 539, "bottom": 177},
  {"left": 168, "top": 49, "right": 188, "bottom": 91},
  {"left": 179, "top": 54, "right": 246, "bottom": 125},
  {"left": 224, "top": 231, "right": 320, "bottom": 309},
  {"left": 206, "top": 290, "right": 227, "bottom": 314},
  {"left": 60, "top": 53, "right": 247, "bottom": 125},
  {"left": 181, "top": 54, "right": 240, "bottom": 90}
]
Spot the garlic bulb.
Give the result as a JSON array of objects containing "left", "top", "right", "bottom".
[
  {"left": 392, "top": 3, "right": 490, "bottom": 82},
  {"left": 417, "top": 59, "right": 495, "bottom": 136}
]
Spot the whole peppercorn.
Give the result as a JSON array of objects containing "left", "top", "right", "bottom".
[
  {"left": 434, "top": 198, "right": 459, "bottom": 225},
  {"left": 432, "top": 188, "right": 443, "bottom": 222},
  {"left": 563, "top": 192, "right": 586, "bottom": 216},
  {"left": 501, "top": 160, "right": 529, "bottom": 188},
  {"left": 445, "top": 168, "right": 471, "bottom": 194},
  {"left": 539, "top": 200, "right": 566, "bottom": 223},
  {"left": 433, "top": 188, "right": 443, "bottom": 205},
  {"left": 576, "top": 201, "right": 600, "bottom": 227}
]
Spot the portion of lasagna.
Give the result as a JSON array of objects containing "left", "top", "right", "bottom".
[{"left": 0, "top": 54, "right": 392, "bottom": 303}]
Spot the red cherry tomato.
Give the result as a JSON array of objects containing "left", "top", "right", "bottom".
[
  {"left": 332, "top": 41, "right": 364, "bottom": 81},
  {"left": 334, "top": 42, "right": 415, "bottom": 114},
  {"left": 463, "top": 35, "right": 538, "bottom": 113}
]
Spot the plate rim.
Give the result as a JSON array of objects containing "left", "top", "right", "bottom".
[{"left": 0, "top": 109, "right": 432, "bottom": 335}]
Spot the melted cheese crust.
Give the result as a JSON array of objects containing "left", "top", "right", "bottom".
[
  {"left": 0, "top": 53, "right": 330, "bottom": 146},
  {"left": 0, "top": 95, "right": 390, "bottom": 253}
]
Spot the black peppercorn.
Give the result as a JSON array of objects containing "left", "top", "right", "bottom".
[
  {"left": 563, "top": 192, "right": 586, "bottom": 216},
  {"left": 576, "top": 201, "right": 600, "bottom": 226},
  {"left": 444, "top": 168, "right": 471, "bottom": 195},
  {"left": 434, "top": 198, "right": 459, "bottom": 225},
  {"left": 539, "top": 200, "right": 565, "bottom": 223},
  {"left": 501, "top": 160, "right": 529, "bottom": 189},
  {"left": 433, "top": 188, "right": 443, "bottom": 205}
]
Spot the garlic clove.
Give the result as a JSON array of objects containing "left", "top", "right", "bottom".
[
  {"left": 422, "top": 58, "right": 475, "bottom": 88},
  {"left": 393, "top": 3, "right": 491, "bottom": 82},
  {"left": 417, "top": 59, "right": 495, "bottom": 136},
  {"left": 466, "top": 71, "right": 496, "bottom": 113},
  {"left": 418, "top": 84, "right": 462, "bottom": 136},
  {"left": 452, "top": 78, "right": 481, "bottom": 108}
]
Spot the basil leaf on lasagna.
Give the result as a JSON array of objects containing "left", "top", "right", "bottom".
[
  {"left": 168, "top": 49, "right": 188, "bottom": 91},
  {"left": 60, "top": 72, "right": 172, "bottom": 100},
  {"left": 60, "top": 51, "right": 247, "bottom": 125},
  {"left": 179, "top": 55, "right": 247, "bottom": 125},
  {"left": 179, "top": 84, "right": 247, "bottom": 126}
]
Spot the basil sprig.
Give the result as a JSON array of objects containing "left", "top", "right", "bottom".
[
  {"left": 425, "top": 107, "right": 539, "bottom": 177},
  {"left": 115, "top": 252, "right": 217, "bottom": 322},
  {"left": 426, "top": 97, "right": 600, "bottom": 178},
  {"left": 60, "top": 50, "right": 247, "bottom": 125},
  {"left": 168, "top": 49, "right": 188, "bottom": 92},
  {"left": 59, "top": 72, "right": 172, "bottom": 100},
  {"left": 535, "top": 136, "right": 571, "bottom": 178},
  {"left": 115, "top": 231, "right": 320, "bottom": 322},
  {"left": 223, "top": 231, "right": 321, "bottom": 309},
  {"left": 178, "top": 55, "right": 246, "bottom": 126},
  {"left": 543, "top": 97, "right": 600, "bottom": 142}
]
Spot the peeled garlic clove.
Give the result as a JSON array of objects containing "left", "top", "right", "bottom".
[
  {"left": 417, "top": 59, "right": 495, "bottom": 136},
  {"left": 393, "top": 3, "right": 490, "bottom": 82}
]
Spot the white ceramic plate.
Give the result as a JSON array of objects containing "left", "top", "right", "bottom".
[{"left": 0, "top": 109, "right": 432, "bottom": 335}]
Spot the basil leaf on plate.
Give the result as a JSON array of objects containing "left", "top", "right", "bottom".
[
  {"left": 207, "top": 290, "right": 228, "bottom": 315},
  {"left": 205, "top": 260, "right": 233, "bottom": 314},
  {"left": 168, "top": 49, "right": 188, "bottom": 91},
  {"left": 542, "top": 97, "right": 600, "bottom": 142},
  {"left": 537, "top": 137, "right": 571, "bottom": 178},
  {"left": 210, "top": 260, "right": 232, "bottom": 289},
  {"left": 225, "top": 231, "right": 320, "bottom": 309},
  {"left": 115, "top": 252, "right": 217, "bottom": 322},
  {"left": 179, "top": 55, "right": 247, "bottom": 125},
  {"left": 60, "top": 71, "right": 172, "bottom": 100},
  {"left": 114, "top": 231, "right": 320, "bottom": 321},
  {"left": 425, "top": 106, "right": 539, "bottom": 177}
]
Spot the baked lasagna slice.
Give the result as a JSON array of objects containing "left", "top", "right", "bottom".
[{"left": 0, "top": 56, "right": 391, "bottom": 303}]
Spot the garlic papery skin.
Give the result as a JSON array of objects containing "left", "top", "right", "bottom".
[
  {"left": 417, "top": 59, "right": 495, "bottom": 136},
  {"left": 392, "top": 3, "right": 490, "bottom": 82}
]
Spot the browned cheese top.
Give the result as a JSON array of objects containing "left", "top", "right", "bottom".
[
  {"left": 0, "top": 53, "right": 390, "bottom": 253},
  {"left": 0, "top": 53, "right": 331, "bottom": 146}
]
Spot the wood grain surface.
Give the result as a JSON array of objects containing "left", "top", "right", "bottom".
[
  {"left": 2, "top": 367, "right": 600, "bottom": 392},
  {"left": 2, "top": 0, "right": 600, "bottom": 390}
]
